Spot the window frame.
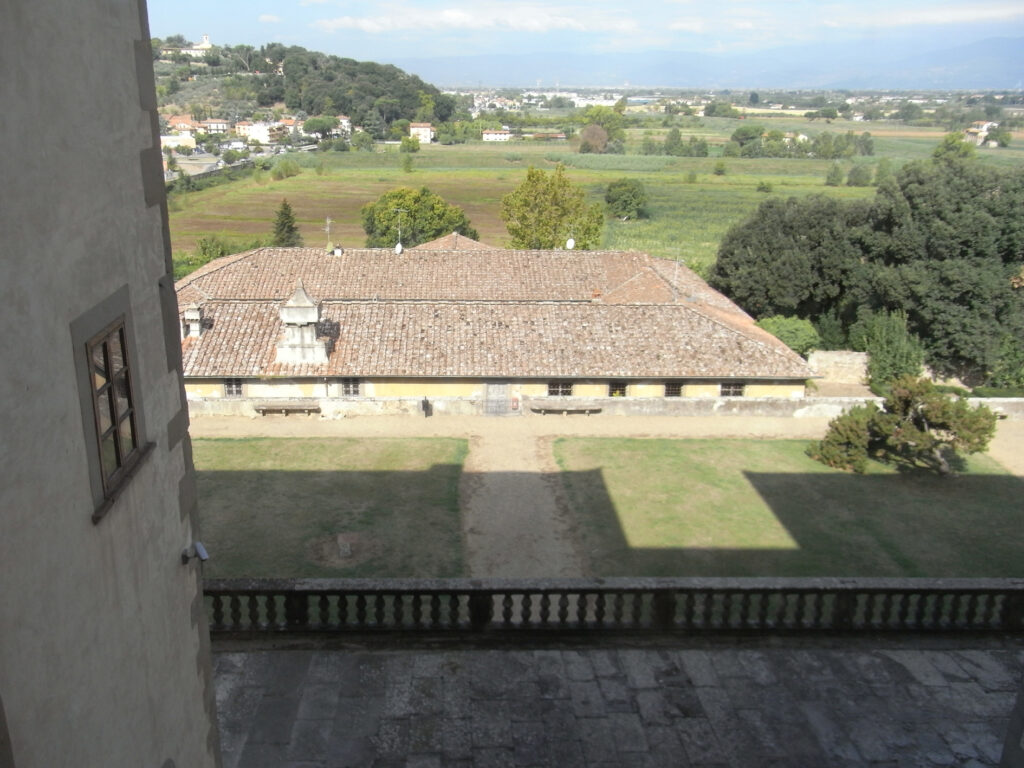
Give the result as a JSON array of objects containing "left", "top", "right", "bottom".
[
  {"left": 720, "top": 381, "right": 746, "bottom": 397},
  {"left": 339, "top": 377, "right": 361, "bottom": 396},
  {"left": 71, "top": 286, "right": 151, "bottom": 522},
  {"left": 664, "top": 381, "right": 682, "bottom": 398},
  {"left": 224, "top": 378, "right": 243, "bottom": 397},
  {"left": 547, "top": 380, "right": 573, "bottom": 397},
  {"left": 608, "top": 381, "right": 628, "bottom": 397}
]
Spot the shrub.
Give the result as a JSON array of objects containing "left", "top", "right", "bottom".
[
  {"left": 605, "top": 178, "right": 648, "bottom": 219},
  {"left": 756, "top": 180, "right": 773, "bottom": 193},
  {"left": 756, "top": 316, "right": 821, "bottom": 357},
  {"left": 806, "top": 404, "right": 879, "bottom": 473},
  {"left": 972, "top": 386, "right": 1024, "bottom": 398},
  {"left": 850, "top": 310, "right": 924, "bottom": 391},
  {"left": 713, "top": 161, "right": 726, "bottom": 176},
  {"left": 270, "top": 158, "right": 301, "bottom": 180}
]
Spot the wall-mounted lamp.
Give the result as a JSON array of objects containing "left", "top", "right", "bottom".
[{"left": 181, "top": 541, "right": 210, "bottom": 565}]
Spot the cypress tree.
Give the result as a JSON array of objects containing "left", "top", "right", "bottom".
[{"left": 271, "top": 198, "right": 303, "bottom": 247}]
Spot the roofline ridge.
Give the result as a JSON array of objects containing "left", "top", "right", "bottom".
[{"left": 174, "top": 247, "right": 265, "bottom": 291}]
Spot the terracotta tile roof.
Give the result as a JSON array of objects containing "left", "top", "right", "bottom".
[
  {"left": 176, "top": 242, "right": 812, "bottom": 381},
  {"left": 411, "top": 233, "right": 499, "bottom": 251}
]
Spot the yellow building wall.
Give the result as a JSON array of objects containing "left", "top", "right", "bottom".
[
  {"left": 573, "top": 382, "right": 607, "bottom": 397},
  {"left": 630, "top": 382, "right": 663, "bottom": 398},
  {"left": 683, "top": 384, "right": 720, "bottom": 398},
  {"left": 245, "top": 379, "right": 322, "bottom": 398},
  {"left": 185, "top": 379, "right": 225, "bottom": 398},
  {"left": 746, "top": 382, "right": 805, "bottom": 398},
  {"left": 519, "top": 383, "right": 549, "bottom": 397},
  {"left": 369, "top": 379, "right": 482, "bottom": 397}
]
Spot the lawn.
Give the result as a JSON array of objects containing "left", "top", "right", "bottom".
[
  {"left": 194, "top": 437, "right": 468, "bottom": 578},
  {"left": 553, "top": 438, "right": 1024, "bottom": 578}
]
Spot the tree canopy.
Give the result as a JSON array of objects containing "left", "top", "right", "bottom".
[
  {"left": 807, "top": 376, "right": 997, "bottom": 475},
  {"left": 501, "top": 165, "right": 603, "bottom": 250},
  {"left": 271, "top": 199, "right": 303, "bottom": 247},
  {"left": 360, "top": 187, "right": 478, "bottom": 248},
  {"left": 710, "top": 147, "right": 1024, "bottom": 382},
  {"left": 604, "top": 178, "right": 648, "bottom": 220}
]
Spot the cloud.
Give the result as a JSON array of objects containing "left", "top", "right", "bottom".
[
  {"left": 313, "top": 4, "right": 637, "bottom": 35},
  {"left": 258, "top": 14, "right": 281, "bottom": 23},
  {"left": 821, "top": 2, "right": 1024, "bottom": 29}
]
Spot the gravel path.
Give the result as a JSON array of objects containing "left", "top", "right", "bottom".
[{"left": 189, "top": 413, "right": 1024, "bottom": 577}]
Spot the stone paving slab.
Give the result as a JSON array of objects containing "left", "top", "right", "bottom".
[{"left": 213, "top": 636, "right": 1022, "bottom": 767}]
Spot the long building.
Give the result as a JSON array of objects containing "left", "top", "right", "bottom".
[{"left": 176, "top": 235, "right": 813, "bottom": 416}]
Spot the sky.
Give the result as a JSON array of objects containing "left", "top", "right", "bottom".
[{"left": 147, "top": 0, "right": 1024, "bottom": 73}]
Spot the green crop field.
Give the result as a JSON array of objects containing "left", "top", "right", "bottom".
[{"left": 167, "top": 120, "right": 1023, "bottom": 279}]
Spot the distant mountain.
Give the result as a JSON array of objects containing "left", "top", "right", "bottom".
[{"left": 389, "top": 37, "right": 1024, "bottom": 90}]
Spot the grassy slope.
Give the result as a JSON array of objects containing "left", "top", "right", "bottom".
[
  {"left": 194, "top": 437, "right": 468, "bottom": 578},
  {"left": 554, "top": 438, "right": 1024, "bottom": 578}
]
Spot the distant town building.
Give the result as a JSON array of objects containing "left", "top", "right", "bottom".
[
  {"left": 482, "top": 129, "right": 512, "bottom": 142},
  {"left": 409, "top": 123, "right": 434, "bottom": 143}
]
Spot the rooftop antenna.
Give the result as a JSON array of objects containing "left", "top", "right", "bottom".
[
  {"left": 323, "top": 217, "right": 333, "bottom": 248},
  {"left": 393, "top": 207, "right": 407, "bottom": 255}
]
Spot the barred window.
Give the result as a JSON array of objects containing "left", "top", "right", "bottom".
[
  {"left": 720, "top": 382, "right": 745, "bottom": 397},
  {"left": 664, "top": 382, "right": 682, "bottom": 397},
  {"left": 224, "top": 378, "right": 243, "bottom": 397},
  {"left": 87, "top": 320, "right": 141, "bottom": 497},
  {"left": 609, "top": 381, "right": 627, "bottom": 397},
  {"left": 547, "top": 380, "right": 572, "bottom": 396},
  {"left": 340, "top": 377, "right": 361, "bottom": 396}
]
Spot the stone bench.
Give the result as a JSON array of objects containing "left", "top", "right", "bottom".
[
  {"left": 254, "top": 401, "right": 321, "bottom": 416},
  {"left": 530, "top": 406, "right": 602, "bottom": 416}
]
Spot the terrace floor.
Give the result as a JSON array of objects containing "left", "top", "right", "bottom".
[{"left": 213, "top": 633, "right": 1023, "bottom": 767}]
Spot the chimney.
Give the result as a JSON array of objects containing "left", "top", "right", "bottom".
[
  {"left": 275, "top": 280, "right": 328, "bottom": 363},
  {"left": 181, "top": 303, "right": 204, "bottom": 338}
]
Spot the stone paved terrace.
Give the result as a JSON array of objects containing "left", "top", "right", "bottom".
[{"left": 213, "top": 634, "right": 1023, "bottom": 767}]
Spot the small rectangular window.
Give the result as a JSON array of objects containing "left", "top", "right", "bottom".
[
  {"left": 665, "top": 382, "right": 682, "bottom": 397},
  {"left": 548, "top": 380, "right": 572, "bottom": 397},
  {"left": 609, "top": 381, "right": 627, "bottom": 397},
  {"left": 340, "top": 377, "right": 361, "bottom": 396},
  {"left": 721, "top": 382, "right": 745, "bottom": 397},
  {"left": 224, "top": 378, "right": 243, "bottom": 397},
  {"left": 87, "top": 320, "right": 141, "bottom": 497}
]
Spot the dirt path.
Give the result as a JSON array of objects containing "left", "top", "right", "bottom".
[
  {"left": 189, "top": 413, "right": 1024, "bottom": 577},
  {"left": 459, "top": 433, "right": 580, "bottom": 577}
]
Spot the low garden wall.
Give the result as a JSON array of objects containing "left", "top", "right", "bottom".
[{"left": 185, "top": 395, "right": 1024, "bottom": 420}]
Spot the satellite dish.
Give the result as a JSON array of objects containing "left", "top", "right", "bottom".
[
  {"left": 566, "top": 237, "right": 575, "bottom": 250},
  {"left": 394, "top": 242, "right": 403, "bottom": 255}
]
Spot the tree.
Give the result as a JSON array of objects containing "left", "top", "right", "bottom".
[
  {"left": 501, "top": 165, "right": 603, "bottom": 250},
  {"left": 755, "top": 316, "right": 820, "bottom": 356},
  {"left": 850, "top": 309, "right": 924, "bottom": 392},
  {"left": 748, "top": 92, "right": 760, "bottom": 105},
  {"left": 605, "top": 179, "right": 647, "bottom": 220},
  {"left": 846, "top": 164, "right": 873, "bottom": 187},
  {"left": 807, "top": 376, "right": 996, "bottom": 475},
  {"left": 825, "top": 163, "right": 844, "bottom": 186},
  {"left": 360, "top": 187, "right": 478, "bottom": 248},
  {"left": 663, "top": 128, "right": 684, "bottom": 156},
  {"left": 271, "top": 199, "right": 303, "bottom": 247},
  {"left": 579, "top": 124, "right": 608, "bottom": 154},
  {"left": 350, "top": 130, "right": 374, "bottom": 151},
  {"left": 302, "top": 116, "right": 338, "bottom": 140},
  {"left": 933, "top": 133, "right": 976, "bottom": 163},
  {"left": 399, "top": 136, "right": 420, "bottom": 153}
]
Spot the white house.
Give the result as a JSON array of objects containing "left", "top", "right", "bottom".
[
  {"left": 482, "top": 129, "right": 512, "bottom": 142},
  {"left": 409, "top": 123, "right": 434, "bottom": 143}
]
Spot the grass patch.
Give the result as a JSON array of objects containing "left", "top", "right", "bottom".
[
  {"left": 194, "top": 437, "right": 468, "bottom": 578},
  {"left": 554, "top": 438, "right": 1024, "bottom": 578}
]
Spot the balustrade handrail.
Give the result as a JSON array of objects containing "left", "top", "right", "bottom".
[{"left": 204, "top": 577, "right": 1024, "bottom": 635}]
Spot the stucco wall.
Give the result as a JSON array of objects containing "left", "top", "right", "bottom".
[
  {"left": 807, "top": 351, "right": 868, "bottom": 384},
  {"left": 0, "top": 3, "right": 219, "bottom": 766}
]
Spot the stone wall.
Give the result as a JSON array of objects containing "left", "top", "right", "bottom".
[
  {"left": 188, "top": 395, "right": 1024, "bottom": 420},
  {"left": 807, "top": 351, "right": 868, "bottom": 384}
]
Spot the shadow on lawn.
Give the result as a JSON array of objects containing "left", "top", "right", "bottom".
[
  {"left": 565, "top": 468, "right": 1024, "bottom": 578},
  {"left": 197, "top": 466, "right": 464, "bottom": 579}
]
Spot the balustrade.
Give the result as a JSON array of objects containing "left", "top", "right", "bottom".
[{"left": 204, "top": 578, "right": 1024, "bottom": 635}]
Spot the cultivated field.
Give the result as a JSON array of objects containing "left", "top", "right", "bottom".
[{"left": 167, "top": 118, "right": 1024, "bottom": 279}]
